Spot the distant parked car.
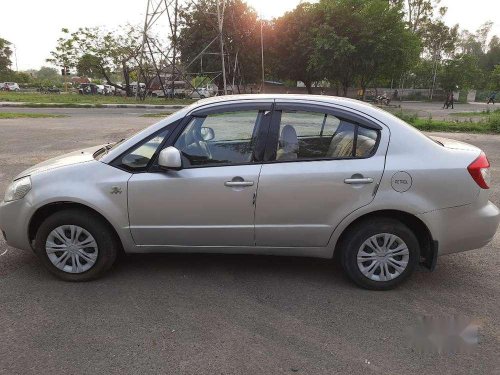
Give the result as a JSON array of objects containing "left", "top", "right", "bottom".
[
  {"left": 131, "top": 82, "right": 147, "bottom": 96},
  {"left": 78, "top": 83, "right": 98, "bottom": 95},
  {"left": 103, "top": 85, "right": 115, "bottom": 96},
  {"left": 189, "top": 87, "right": 212, "bottom": 99},
  {"left": 1, "top": 82, "right": 20, "bottom": 91}
]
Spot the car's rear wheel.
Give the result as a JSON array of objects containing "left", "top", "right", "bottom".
[
  {"left": 34, "top": 209, "right": 118, "bottom": 281},
  {"left": 340, "top": 217, "right": 419, "bottom": 290}
]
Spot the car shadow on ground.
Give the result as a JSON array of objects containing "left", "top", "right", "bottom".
[
  {"left": 111, "top": 252, "right": 347, "bottom": 284},
  {"left": 105, "top": 252, "right": 449, "bottom": 292},
  {"left": 8, "top": 247, "right": 485, "bottom": 294}
]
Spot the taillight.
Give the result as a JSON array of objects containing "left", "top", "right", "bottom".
[{"left": 468, "top": 152, "right": 490, "bottom": 189}]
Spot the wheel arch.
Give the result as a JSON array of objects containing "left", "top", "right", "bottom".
[
  {"left": 333, "top": 209, "right": 437, "bottom": 269},
  {"left": 28, "top": 201, "right": 124, "bottom": 254}
]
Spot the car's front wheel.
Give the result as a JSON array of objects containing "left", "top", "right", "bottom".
[
  {"left": 34, "top": 209, "right": 118, "bottom": 281},
  {"left": 340, "top": 217, "right": 420, "bottom": 290}
]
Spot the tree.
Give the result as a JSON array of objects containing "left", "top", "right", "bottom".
[
  {"left": 48, "top": 26, "right": 143, "bottom": 96},
  {"left": 309, "top": 0, "right": 357, "bottom": 96},
  {"left": 481, "top": 36, "right": 500, "bottom": 72},
  {"left": 0, "top": 37, "right": 13, "bottom": 79},
  {"left": 76, "top": 54, "right": 106, "bottom": 78},
  {"left": 310, "top": 0, "right": 420, "bottom": 97},
  {"left": 420, "top": 20, "right": 459, "bottom": 98},
  {"left": 489, "top": 64, "right": 500, "bottom": 90},
  {"left": 36, "top": 66, "right": 61, "bottom": 82},
  {"left": 272, "top": 2, "right": 322, "bottom": 94},
  {"left": 459, "top": 22, "right": 493, "bottom": 57},
  {"left": 390, "top": 0, "right": 446, "bottom": 34},
  {"left": 178, "top": 0, "right": 261, "bottom": 92},
  {"left": 439, "top": 54, "right": 481, "bottom": 92},
  {"left": 355, "top": 0, "right": 421, "bottom": 98}
]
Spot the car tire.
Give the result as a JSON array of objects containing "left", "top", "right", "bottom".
[
  {"left": 34, "top": 209, "right": 118, "bottom": 281},
  {"left": 340, "top": 217, "right": 420, "bottom": 290}
]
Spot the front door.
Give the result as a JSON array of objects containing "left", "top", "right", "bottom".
[
  {"left": 255, "top": 104, "right": 388, "bottom": 248},
  {"left": 128, "top": 106, "right": 271, "bottom": 247}
]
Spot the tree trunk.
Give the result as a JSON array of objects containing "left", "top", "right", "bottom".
[
  {"left": 123, "top": 63, "right": 131, "bottom": 97},
  {"left": 304, "top": 81, "right": 313, "bottom": 95},
  {"left": 341, "top": 81, "right": 349, "bottom": 97}
]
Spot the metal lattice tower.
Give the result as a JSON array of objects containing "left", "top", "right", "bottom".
[{"left": 138, "top": 0, "right": 230, "bottom": 98}]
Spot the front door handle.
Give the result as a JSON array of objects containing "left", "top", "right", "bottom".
[
  {"left": 225, "top": 181, "right": 254, "bottom": 187},
  {"left": 344, "top": 177, "right": 374, "bottom": 185}
]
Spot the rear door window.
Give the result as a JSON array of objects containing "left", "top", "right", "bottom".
[{"left": 275, "top": 110, "right": 378, "bottom": 161}]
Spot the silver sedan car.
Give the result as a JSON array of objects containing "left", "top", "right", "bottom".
[{"left": 1, "top": 95, "right": 499, "bottom": 289}]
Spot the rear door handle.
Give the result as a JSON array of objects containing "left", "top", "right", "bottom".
[
  {"left": 225, "top": 181, "right": 254, "bottom": 187},
  {"left": 344, "top": 177, "right": 374, "bottom": 185}
]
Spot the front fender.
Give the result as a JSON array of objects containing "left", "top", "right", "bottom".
[{"left": 27, "top": 161, "right": 134, "bottom": 250}]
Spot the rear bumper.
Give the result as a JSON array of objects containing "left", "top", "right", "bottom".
[{"left": 419, "top": 201, "right": 500, "bottom": 256}]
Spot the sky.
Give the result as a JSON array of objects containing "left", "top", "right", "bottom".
[{"left": 0, "top": 0, "right": 499, "bottom": 71}]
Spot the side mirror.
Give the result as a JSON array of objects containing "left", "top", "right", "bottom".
[
  {"left": 158, "top": 147, "right": 182, "bottom": 170},
  {"left": 201, "top": 127, "right": 215, "bottom": 141}
]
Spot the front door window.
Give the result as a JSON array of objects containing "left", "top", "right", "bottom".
[{"left": 174, "top": 110, "right": 264, "bottom": 167}]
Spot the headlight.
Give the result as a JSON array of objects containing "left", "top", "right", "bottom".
[{"left": 4, "top": 176, "right": 32, "bottom": 202}]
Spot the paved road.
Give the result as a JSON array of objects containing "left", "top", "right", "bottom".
[
  {"left": 0, "top": 108, "right": 499, "bottom": 374},
  {"left": 395, "top": 101, "right": 496, "bottom": 120}
]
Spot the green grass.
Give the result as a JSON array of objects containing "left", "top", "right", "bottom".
[
  {"left": 394, "top": 111, "right": 500, "bottom": 134},
  {"left": 140, "top": 112, "right": 173, "bottom": 118},
  {"left": 0, "top": 92, "right": 194, "bottom": 106},
  {"left": 0, "top": 112, "right": 67, "bottom": 119}
]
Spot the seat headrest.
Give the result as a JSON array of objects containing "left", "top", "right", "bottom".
[
  {"left": 355, "top": 135, "right": 376, "bottom": 157},
  {"left": 280, "top": 125, "right": 299, "bottom": 153}
]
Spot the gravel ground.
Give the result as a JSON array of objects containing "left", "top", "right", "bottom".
[{"left": 0, "top": 106, "right": 499, "bottom": 375}]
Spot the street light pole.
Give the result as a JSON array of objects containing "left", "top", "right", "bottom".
[{"left": 217, "top": 0, "right": 227, "bottom": 95}]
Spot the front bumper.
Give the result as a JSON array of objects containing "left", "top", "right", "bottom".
[
  {"left": 0, "top": 199, "right": 33, "bottom": 251},
  {"left": 419, "top": 201, "right": 500, "bottom": 256}
]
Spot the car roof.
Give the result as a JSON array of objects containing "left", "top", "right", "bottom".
[{"left": 194, "top": 94, "right": 391, "bottom": 122}]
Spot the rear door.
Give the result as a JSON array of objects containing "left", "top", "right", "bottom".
[{"left": 255, "top": 102, "right": 388, "bottom": 248}]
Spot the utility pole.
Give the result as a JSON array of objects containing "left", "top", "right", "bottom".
[
  {"left": 137, "top": 0, "right": 151, "bottom": 99},
  {"left": 217, "top": 0, "right": 227, "bottom": 95},
  {"left": 170, "top": 0, "right": 179, "bottom": 99},
  {"left": 260, "top": 19, "right": 265, "bottom": 94},
  {"left": 13, "top": 44, "right": 18, "bottom": 72},
  {"left": 430, "top": 41, "right": 442, "bottom": 101}
]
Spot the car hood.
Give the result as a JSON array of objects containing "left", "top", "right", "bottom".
[
  {"left": 429, "top": 136, "right": 481, "bottom": 153},
  {"left": 15, "top": 145, "right": 104, "bottom": 179}
]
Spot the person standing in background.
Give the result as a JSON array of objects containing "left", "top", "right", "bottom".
[{"left": 487, "top": 91, "right": 497, "bottom": 104}]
